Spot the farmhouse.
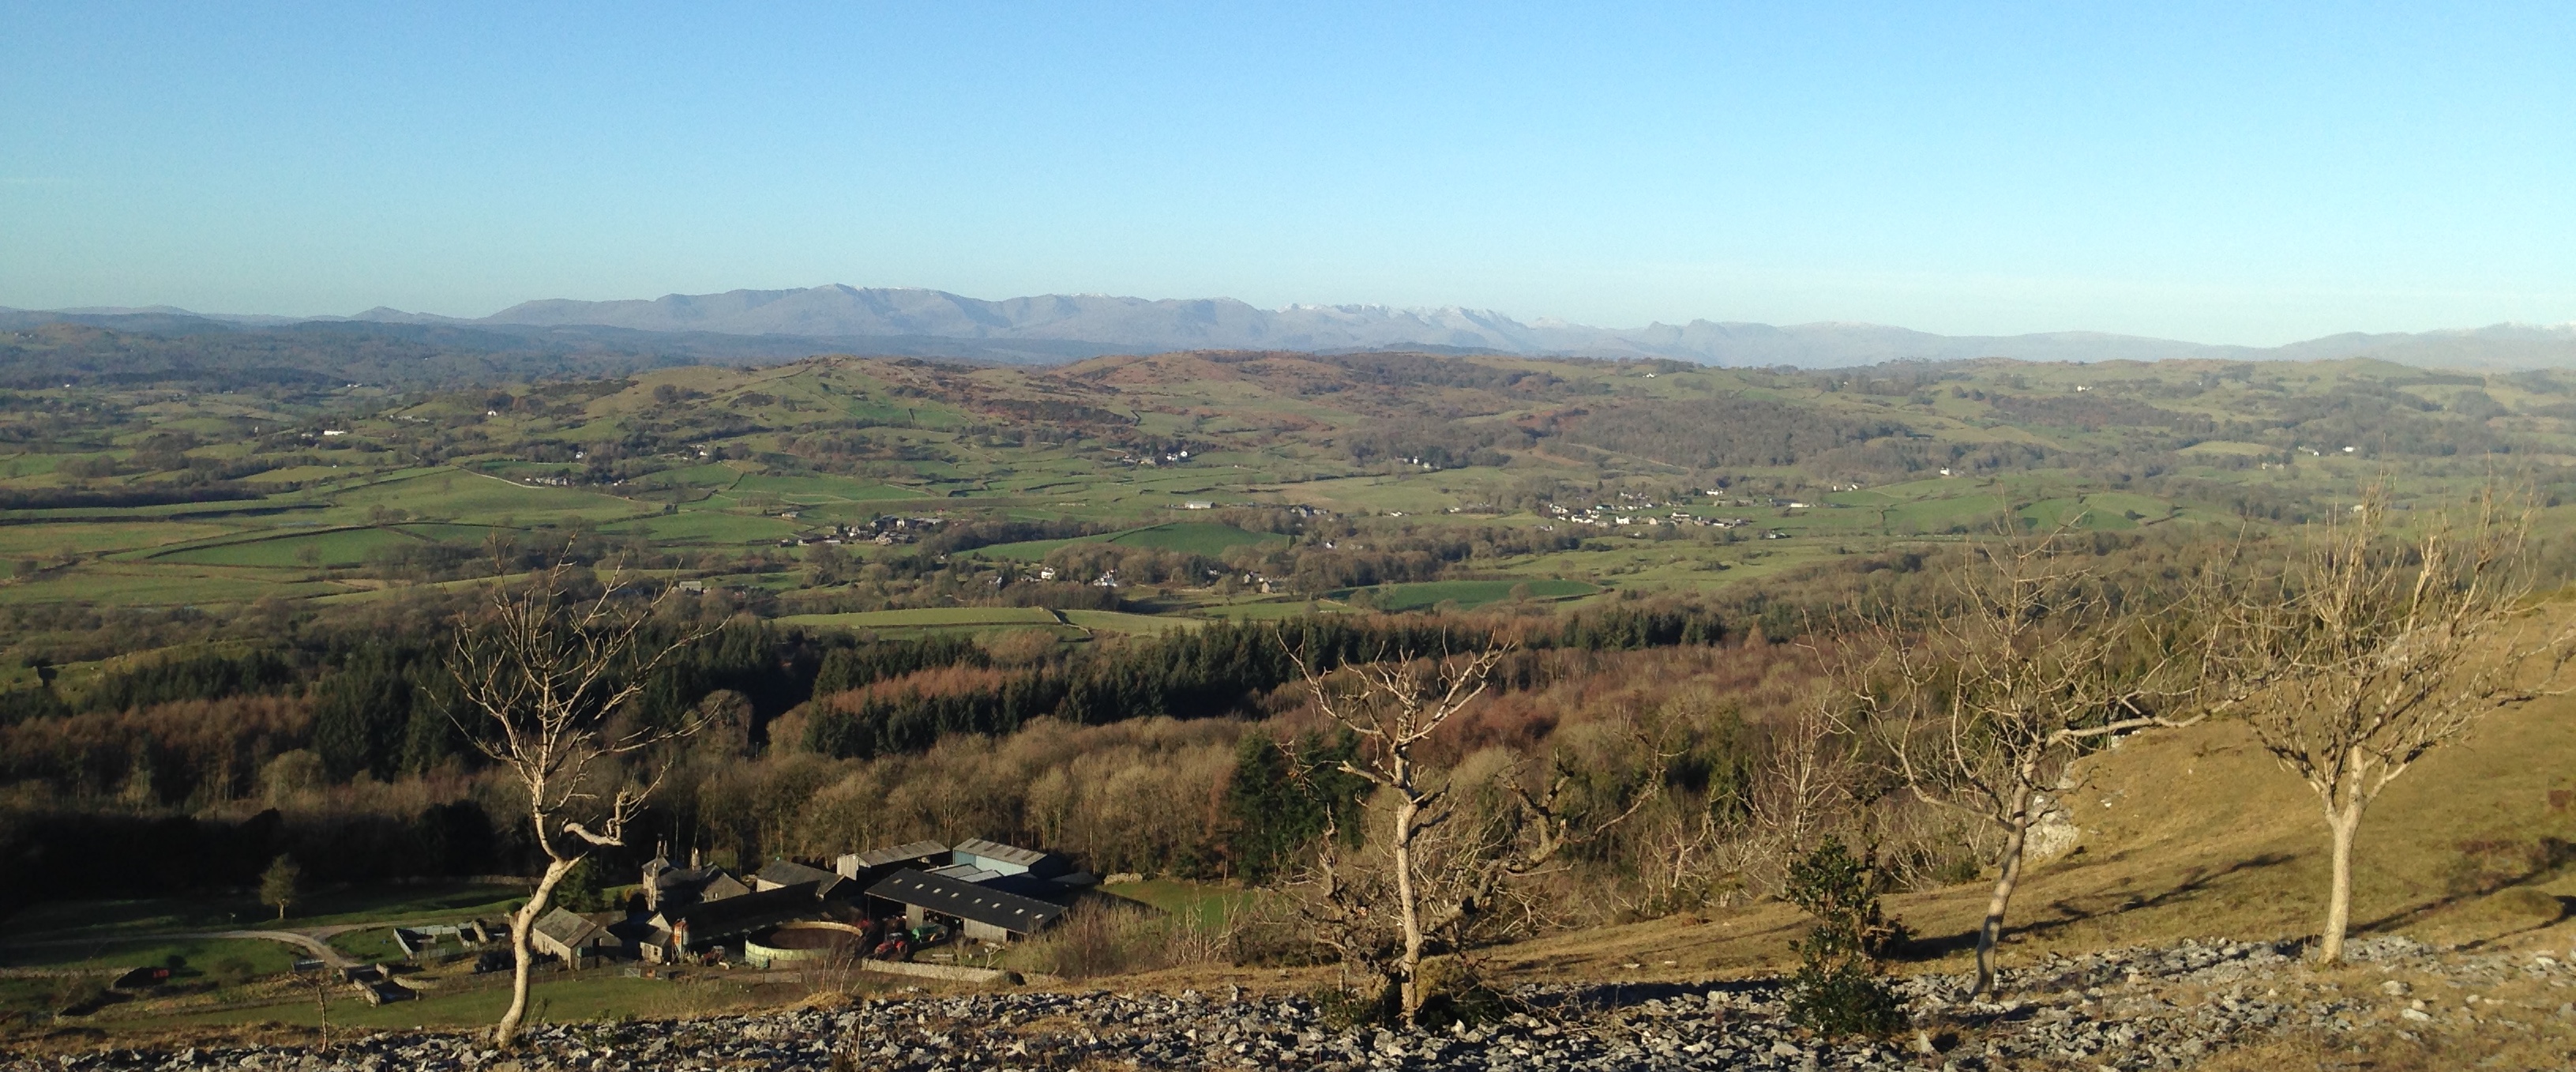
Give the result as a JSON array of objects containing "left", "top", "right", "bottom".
[{"left": 644, "top": 856, "right": 750, "bottom": 912}]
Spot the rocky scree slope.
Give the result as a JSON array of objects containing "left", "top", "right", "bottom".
[{"left": 16, "top": 935, "right": 2576, "bottom": 1071}]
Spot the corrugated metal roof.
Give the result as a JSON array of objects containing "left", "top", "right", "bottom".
[
  {"left": 863, "top": 868, "right": 1068, "bottom": 935},
  {"left": 854, "top": 840, "right": 952, "bottom": 870},
  {"left": 926, "top": 863, "right": 1003, "bottom": 884},
  {"left": 532, "top": 907, "right": 601, "bottom": 946},
  {"left": 952, "top": 837, "right": 1050, "bottom": 869},
  {"left": 756, "top": 859, "right": 836, "bottom": 887},
  {"left": 659, "top": 882, "right": 823, "bottom": 942}
]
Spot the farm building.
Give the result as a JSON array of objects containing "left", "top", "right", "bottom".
[
  {"left": 850, "top": 837, "right": 1094, "bottom": 942},
  {"left": 950, "top": 837, "right": 1070, "bottom": 879},
  {"left": 628, "top": 837, "right": 1094, "bottom": 962},
  {"left": 644, "top": 880, "right": 832, "bottom": 964},
  {"left": 862, "top": 867, "right": 1069, "bottom": 942},
  {"left": 836, "top": 840, "right": 950, "bottom": 880},
  {"left": 529, "top": 908, "right": 605, "bottom": 963},
  {"left": 644, "top": 856, "right": 750, "bottom": 912},
  {"left": 753, "top": 859, "right": 845, "bottom": 897}
]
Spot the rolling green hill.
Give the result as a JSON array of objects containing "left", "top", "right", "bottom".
[{"left": 0, "top": 347, "right": 2565, "bottom": 633}]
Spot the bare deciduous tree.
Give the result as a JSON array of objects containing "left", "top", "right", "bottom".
[
  {"left": 1853, "top": 528, "right": 2195, "bottom": 995},
  {"left": 2203, "top": 487, "right": 2574, "bottom": 963},
  {"left": 1748, "top": 687, "right": 1862, "bottom": 880},
  {"left": 449, "top": 562, "right": 706, "bottom": 1045},
  {"left": 1290, "top": 642, "right": 1664, "bottom": 1026}
]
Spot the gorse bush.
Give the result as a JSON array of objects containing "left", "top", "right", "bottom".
[
  {"left": 1783, "top": 837, "right": 1907, "bottom": 1038},
  {"left": 1309, "top": 962, "right": 1509, "bottom": 1031}
]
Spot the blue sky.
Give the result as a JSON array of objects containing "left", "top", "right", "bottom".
[{"left": 3, "top": 2, "right": 2570, "bottom": 344}]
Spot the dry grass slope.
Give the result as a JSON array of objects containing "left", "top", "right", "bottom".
[{"left": 1490, "top": 688, "right": 2576, "bottom": 986}]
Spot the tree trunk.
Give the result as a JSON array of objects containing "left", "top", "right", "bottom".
[
  {"left": 2319, "top": 800, "right": 2363, "bottom": 964},
  {"left": 1391, "top": 788, "right": 1426, "bottom": 1027},
  {"left": 496, "top": 856, "right": 576, "bottom": 1046},
  {"left": 1973, "top": 784, "right": 2034, "bottom": 997}
]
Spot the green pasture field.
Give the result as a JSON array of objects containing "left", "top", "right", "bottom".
[
  {"left": 331, "top": 471, "right": 647, "bottom": 525},
  {"left": 396, "top": 522, "right": 513, "bottom": 542},
  {"left": 1109, "top": 522, "right": 1285, "bottom": 555},
  {"left": 2181, "top": 439, "right": 2276, "bottom": 456},
  {"left": 231, "top": 465, "right": 350, "bottom": 485},
  {"left": 2, "top": 883, "right": 529, "bottom": 944},
  {"left": 1821, "top": 476, "right": 1991, "bottom": 508},
  {"left": 0, "top": 566, "right": 347, "bottom": 605},
  {"left": 0, "top": 521, "right": 240, "bottom": 559},
  {"left": 2018, "top": 495, "right": 2176, "bottom": 531},
  {"left": 1094, "top": 878, "right": 1262, "bottom": 927},
  {"left": 151, "top": 526, "right": 425, "bottom": 567},
  {"left": 0, "top": 936, "right": 298, "bottom": 975},
  {"left": 327, "top": 927, "right": 412, "bottom": 964},
  {"left": 472, "top": 461, "right": 577, "bottom": 480},
  {"left": 1062, "top": 609, "right": 1205, "bottom": 634},
  {"left": 728, "top": 473, "right": 930, "bottom": 502},
  {"left": 1880, "top": 492, "right": 2017, "bottom": 533},
  {"left": 0, "top": 453, "right": 84, "bottom": 477},
  {"left": 630, "top": 462, "right": 750, "bottom": 489},
  {"left": 967, "top": 534, "right": 1087, "bottom": 560},
  {"left": 0, "top": 498, "right": 332, "bottom": 523},
  {"left": 1199, "top": 598, "right": 1344, "bottom": 621},
  {"left": 777, "top": 607, "right": 1065, "bottom": 632},
  {"left": 1281, "top": 473, "right": 1478, "bottom": 514},
  {"left": 1338, "top": 577, "right": 1598, "bottom": 611},
  {"left": 601, "top": 509, "right": 801, "bottom": 545},
  {"left": 0, "top": 977, "right": 62, "bottom": 1017},
  {"left": 972, "top": 522, "right": 1282, "bottom": 561},
  {"left": 2077, "top": 491, "right": 2176, "bottom": 523}
]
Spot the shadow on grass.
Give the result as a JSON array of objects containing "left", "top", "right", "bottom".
[
  {"left": 6, "top": 882, "right": 527, "bottom": 942},
  {"left": 1896, "top": 853, "right": 2297, "bottom": 961},
  {"left": 2354, "top": 840, "right": 2576, "bottom": 939}
]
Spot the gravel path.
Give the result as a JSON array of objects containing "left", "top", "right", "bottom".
[{"left": 9, "top": 935, "right": 2571, "bottom": 1071}]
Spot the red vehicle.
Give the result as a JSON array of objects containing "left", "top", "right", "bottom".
[{"left": 870, "top": 931, "right": 914, "bottom": 961}]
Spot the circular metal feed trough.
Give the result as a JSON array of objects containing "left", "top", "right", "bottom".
[{"left": 742, "top": 921, "right": 868, "bottom": 968}]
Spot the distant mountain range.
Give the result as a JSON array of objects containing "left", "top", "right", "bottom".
[{"left": 12, "top": 284, "right": 2576, "bottom": 369}]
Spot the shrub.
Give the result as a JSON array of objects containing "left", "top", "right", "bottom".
[
  {"left": 1013, "top": 899, "right": 1226, "bottom": 979},
  {"left": 1307, "top": 961, "right": 1506, "bottom": 1030},
  {"left": 51, "top": 977, "right": 111, "bottom": 1016},
  {"left": 1783, "top": 837, "right": 1906, "bottom": 1038},
  {"left": 208, "top": 957, "right": 257, "bottom": 987},
  {"left": 1310, "top": 983, "right": 1396, "bottom": 1030},
  {"left": 1408, "top": 957, "right": 1511, "bottom": 1029}
]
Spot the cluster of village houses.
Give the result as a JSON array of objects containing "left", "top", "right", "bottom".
[
  {"left": 423, "top": 837, "right": 1099, "bottom": 979},
  {"left": 1543, "top": 502, "right": 1760, "bottom": 529},
  {"left": 774, "top": 515, "right": 948, "bottom": 547}
]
